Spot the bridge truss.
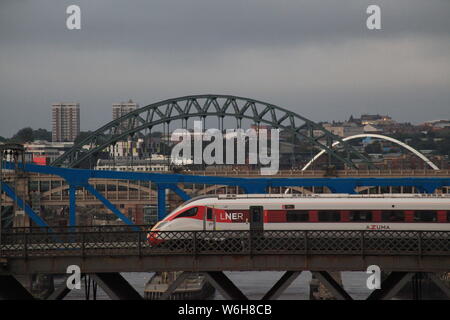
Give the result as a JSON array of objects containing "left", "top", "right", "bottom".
[
  {"left": 51, "top": 94, "right": 375, "bottom": 169},
  {"left": 2, "top": 161, "right": 450, "bottom": 228}
]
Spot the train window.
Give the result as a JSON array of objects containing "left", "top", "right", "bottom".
[
  {"left": 286, "top": 210, "right": 309, "bottom": 222},
  {"left": 318, "top": 211, "right": 340, "bottom": 222},
  {"left": 414, "top": 211, "right": 437, "bottom": 222},
  {"left": 349, "top": 211, "right": 372, "bottom": 222},
  {"left": 176, "top": 207, "right": 198, "bottom": 218},
  {"left": 381, "top": 211, "right": 404, "bottom": 222}
]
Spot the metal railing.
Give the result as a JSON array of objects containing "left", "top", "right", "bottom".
[
  {"left": 1, "top": 229, "right": 449, "bottom": 258},
  {"left": 2, "top": 169, "right": 450, "bottom": 179},
  {"left": 2, "top": 224, "right": 154, "bottom": 234}
]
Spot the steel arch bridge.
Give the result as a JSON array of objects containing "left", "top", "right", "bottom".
[{"left": 51, "top": 94, "right": 374, "bottom": 169}]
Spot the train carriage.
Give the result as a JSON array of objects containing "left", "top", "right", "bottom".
[{"left": 147, "top": 193, "right": 450, "bottom": 250}]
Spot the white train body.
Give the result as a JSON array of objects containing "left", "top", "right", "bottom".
[{"left": 150, "top": 194, "right": 450, "bottom": 234}]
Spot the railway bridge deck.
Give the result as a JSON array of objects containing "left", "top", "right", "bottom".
[{"left": 1, "top": 228, "right": 449, "bottom": 300}]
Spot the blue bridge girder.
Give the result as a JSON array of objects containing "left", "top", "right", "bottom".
[{"left": 2, "top": 161, "right": 450, "bottom": 227}]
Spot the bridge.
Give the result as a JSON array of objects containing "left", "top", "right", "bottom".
[
  {"left": 1, "top": 227, "right": 450, "bottom": 300},
  {"left": 3, "top": 161, "right": 450, "bottom": 228},
  {"left": 50, "top": 94, "right": 376, "bottom": 169},
  {"left": 1, "top": 94, "right": 450, "bottom": 300},
  {"left": 2, "top": 169, "right": 450, "bottom": 208}
]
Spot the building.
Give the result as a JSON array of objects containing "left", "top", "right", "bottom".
[
  {"left": 108, "top": 139, "right": 144, "bottom": 158},
  {"left": 423, "top": 120, "right": 450, "bottom": 130},
  {"left": 52, "top": 103, "right": 80, "bottom": 142},
  {"left": 360, "top": 114, "right": 394, "bottom": 126},
  {"left": 322, "top": 122, "right": 364, "bottom": 138},
  {"left": 95, "top": 155, "right": 170, "bottom": 172},
  {"left": 112, "top": 99, "right": 139, "bottom": 120},
  {"left": 112, "top": 100, "right": 139, "bottom": 134},
  {"left": 363, "top": 124, "right": 383, "bottom": 134},
  {"left": 24, "top": 140, "right": 75, "bottom": 164}
]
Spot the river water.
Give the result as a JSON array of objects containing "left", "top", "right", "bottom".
[{"left": 59, "top": 271, "right": 373, "bottom": 300}]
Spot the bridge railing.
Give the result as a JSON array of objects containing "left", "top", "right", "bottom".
[
  {"left": 1, "top": 230, "right": 449, "bottom": 258},
  {"left": 1, "top": 224, "right": 154, "bottom": 234},
  {"left": 2, "top": 169, "right": 450, "bottom": 178}
]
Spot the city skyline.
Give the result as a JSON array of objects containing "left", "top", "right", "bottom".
[
  {"left": 1, "top": 0, "right": 450, "bottom": 137},
  {"left": 1, "top": 99, "right": 448, "bottom": 140}
]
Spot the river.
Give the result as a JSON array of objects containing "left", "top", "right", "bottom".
[{"left": 58, "top": 271, "right": 373, "bottom": 300}]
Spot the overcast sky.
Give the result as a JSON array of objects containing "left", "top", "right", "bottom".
[{"left": 0, "top": 0, "right": 449, "bottom": 137}]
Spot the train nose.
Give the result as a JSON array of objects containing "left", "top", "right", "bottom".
[{"left": 147, "top": 231, "right": 164, "bottom": 246}]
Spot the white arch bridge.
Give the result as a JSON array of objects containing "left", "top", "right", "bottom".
[{"left": 302, "top": 134, "right": 440, "bottom": 171}]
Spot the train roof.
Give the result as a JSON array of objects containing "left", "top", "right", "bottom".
[
  {"left": 163, "top": 193, "right": 450, "bottom": 220},
  {"left": 214, "top": 193, "right": 450, "bottom": 200}
]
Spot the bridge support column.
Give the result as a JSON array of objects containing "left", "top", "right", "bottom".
[
  {"left": 159, "top": 271, "right": 191, "bottom": 300},
  {"left": 367, "top": 272, "right": 415, "bottom": 300},
  {"left": 0, "top": 181, "right": 48, "bottom": 227},
  {"left": 204, "top": 272, "right": 248, "bottom": 300},
  {"left": 0, "top": 275, "right": 34, "bottom": 300},
  {"left": 91, "top": 273, "right": 143, "bottom": 300},
  {"left": 157, "top": 184, "right": 167, "bottom": 220},
  {"left": 166, "top": 184, "right": 191, "bottom": 202},
  {"left": 261, "top": 271, "right": 302, "bottom": 300},
  {"left": 312, "top": 271, "right": 353, "bottom": 300},
  {"left": 69, "top": 185, "right": 76, "bottom": 227},
  {"left": 84, "top": 184, "right": 136, "bottom": 229}
]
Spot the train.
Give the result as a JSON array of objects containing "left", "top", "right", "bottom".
[{"left": 147, "top": 193, "right": 450, "bottom": 245}]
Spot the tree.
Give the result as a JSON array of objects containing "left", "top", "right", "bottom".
[
  {"left": 33, "top": 128, "right": 52, "bottom": 141},
  {"left": 74, "top": 131, "right": 93, "bottom": 145},
  {"left": 10, "top": 127, "right": 34, "bottom": 143}
]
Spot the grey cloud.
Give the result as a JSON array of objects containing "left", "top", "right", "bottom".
[{"left": 0, "top": 0, "right": 449, "bottom": 137}]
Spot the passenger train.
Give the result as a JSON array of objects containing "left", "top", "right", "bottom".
[{"left": 147, "top": 193, "right": 450, "bottom": 244}]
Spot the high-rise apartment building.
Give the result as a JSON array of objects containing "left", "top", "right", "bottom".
[
  {"left": 52, "top": 103, "right": 80, "bottom": 142},
  {"left": 112, "top": 99, "right": 139, "bottom": 120}
]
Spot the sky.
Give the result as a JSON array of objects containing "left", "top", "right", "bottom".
[{"left": 0, "top": 0, "right": 449, "bottom": 137}]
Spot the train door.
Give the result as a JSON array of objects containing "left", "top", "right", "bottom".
[
  {"left": 203, "top": 207, "right": 216, "bottom": 231},
  {"left": 249, "top": 206, "right": 264, "bottom": 234}
]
